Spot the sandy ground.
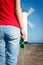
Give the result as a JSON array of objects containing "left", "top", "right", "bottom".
[{"left": 17, "top": 44, "right": 43, "bottom": 65}]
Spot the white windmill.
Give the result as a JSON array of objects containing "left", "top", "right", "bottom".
[{"left": 22, "top": 7, "right": 35, "bottom": 42}]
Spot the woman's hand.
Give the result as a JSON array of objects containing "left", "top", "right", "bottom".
[{"left": 20, "top": 28, "right": 26, "bottom": 40}]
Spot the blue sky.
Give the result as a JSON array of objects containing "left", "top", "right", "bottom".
[{"left": 21, "top": 0, "right": 43, "bottom": 43}]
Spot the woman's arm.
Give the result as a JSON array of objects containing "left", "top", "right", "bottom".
[
  {"left": 15, "top": 0, "right": 26, "bottom": 39},
  {"left": 15, "top": 0, "right": 24, "bottom": 29}
]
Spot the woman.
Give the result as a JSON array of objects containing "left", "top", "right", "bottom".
[{"left": 0, "top": 0, "right": 26, "bottom": 65}]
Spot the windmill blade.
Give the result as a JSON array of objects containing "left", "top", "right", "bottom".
[
  {"left": 27, "top": 7, "right": 35, "bottom": 16},
  {"left": 27, "top": 21, "right": 34, "bottom": 29}
]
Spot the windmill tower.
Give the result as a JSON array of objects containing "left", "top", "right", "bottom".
[{"left": 22, "top": 7, "right": 35, "bottom": 42}]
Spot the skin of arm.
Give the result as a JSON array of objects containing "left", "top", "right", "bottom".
[
  {"left": 15, "top": 0, "right": 26, "bottom": 39},
  {"left": 15, "top": 0, "right": 24, "bottom": 29}
]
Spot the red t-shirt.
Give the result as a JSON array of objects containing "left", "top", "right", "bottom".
[{"left": 0, "top": 0, "right": 20, "bottom": 28}]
